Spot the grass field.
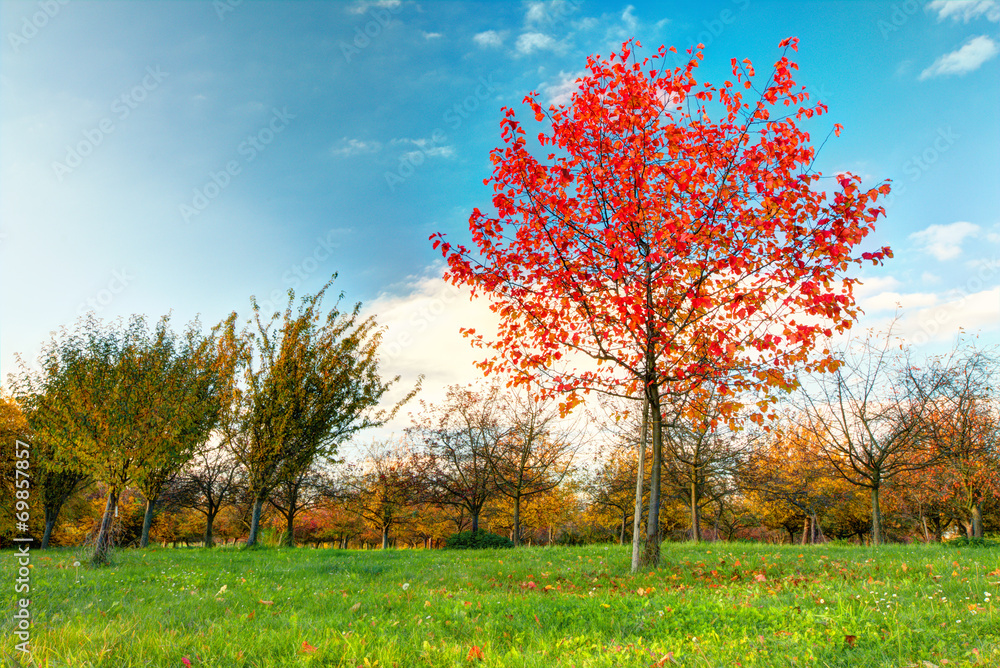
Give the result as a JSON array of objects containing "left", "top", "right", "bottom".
[{"left": 2, "top": 542, "right": 998, "bottom": 667}]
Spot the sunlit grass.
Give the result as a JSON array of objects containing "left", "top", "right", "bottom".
[{"left": 3, "top": 542, "right": 998, "bottom": 667}]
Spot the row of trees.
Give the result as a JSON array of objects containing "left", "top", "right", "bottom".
[
  {"left": 5, "top": 327, "right": 996, "bottom": 554},
  {"left": 585, "top": 335, "right": 999, "bottom": 547},
  {"left": 3, "top": 279, "right": 417, "bottom": 564}
]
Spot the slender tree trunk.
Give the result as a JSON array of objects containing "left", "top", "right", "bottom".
[
  {"left": 381, "top": 525, "right": 390, "bottom": 549},
  {"left": 971, "top": 501, "right": 983, "bottom": 539},
  {"left": 246, "top": 497, "right": 265, "bottom": 547},
  {"left": 93, "top": 488, "right": 120, "bottom": 566},
  {"left": 920, "top": 510, "right": 930, "bottom": 543},
  {"left": 41, "top": 503, "right": 61, "bottom": 550},
  {"left": 642, "top": 386, "right": 662, "bottom": 567},
  {"left": 512, "top": 494, "right": 521, "bottom": 547},
  {"left": 689, "top": 478, "right": 701, "bottom": 543},
  {"left": 801, "top": 517, "right": 809, "bottom": 545},
  {"left": 620, "top": 512, "right": 627, "bottom": 545},
  {"left": 631, "top": 394, "right": 649, "bottom": 573},
  {"left": 203, "top": 511, "right": 216, "bottom": 548},
  {"left": 870, "top": 485, "right": 883, "bottom": 546},
  {"left": 140, "top": 498, "right": 156, "bottom": 548}
]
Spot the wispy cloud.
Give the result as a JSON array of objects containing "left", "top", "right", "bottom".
[
  {"left": 909, "top": 221, "right": 981, "bottom": 260},
  {"left": 927, "top": 0, "right": 1000, "bottom": 23},
  {"left": 347, "top": 0, "right": 401, "bottom": 15},
  {"left": 919, "top": 35, "right": 999, "bottom": 79},
  {"left": 473, "top": 30, "right": 505, "bottom": 48},
  {"left": 516, "top": 32, "right": 560, "bottom": 55},
  {"left": 391, "top": 137, "right": 455, "bottom": 158},
  {"left": 620, "top": 5, "right": 638, "bottom": 31},
  {"left": 331, "top": 138, "right": 382, "bottom": 157},
  {"left": 524, "top": 1, "right": 579, "bottom": 26},
  {"left": 422, "top": 31, "right": 443, "bottom": 40}
]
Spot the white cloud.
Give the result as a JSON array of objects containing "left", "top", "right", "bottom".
[
  {"left": 422, "top": 31, "right": 443, "bottom": 40},
  {"left": 542, "top": 70, "right": 584, "bottom": 106},
  {"left": 860, "top": 291, "right": 939, "bottom": 313},
  {"left": 909, "top": 221, "right": 981, "bottom": 260},
  {"left": 347, "top": 0, "right": 401, "bottom": 15},
  {"left": 524, "top": 1, "right": 577, "bottom": 25},
  {"left": 361, "top": 272, "right": 500, "bottom": 437},
  {"left": 516, "top": 32, "right": 559, "bottom": 55},
  {"left": 331, "top": 138, "right": 382, "bottom": 157},
  {"left": 621, "top": 5, "right": 638, "bottom": 31},
  {"left": 919, "top": 35, "right": 999, "bottom": 79},
  {"left": 927, "top": 0, "right": 1000, "bottom": 23},
  {"left": 391, "top": 137, "right": 455, "bottom": 159},
  {"left": 894, "top": 285, "right": 1000, "bottom": 346},
  {"left": 854, "top": 275, "right": 903, "bottom": 298},
  {"left": 473, "top": 30, "right": 505, "bottom": 48}
]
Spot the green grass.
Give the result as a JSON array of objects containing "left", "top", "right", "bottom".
[{"left": 3, "top": 542, "right": 999, "bottom": 667}]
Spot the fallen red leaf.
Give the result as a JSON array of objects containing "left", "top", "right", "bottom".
[
  {"left": 181, "top": 658, "right": 192, "bottom": 667},
  {"left": 301, "top": 641, "right": 317, "bottom": 654},
  {"left": 844, "top": 635, "right": 857, "bottom": 648},
  {"left": 466, "top": 645, "right": 484, "bottom": 661}
]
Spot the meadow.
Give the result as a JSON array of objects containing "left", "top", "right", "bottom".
[{"left": 2, "top": 542, "right": 998, "bottom": 668}]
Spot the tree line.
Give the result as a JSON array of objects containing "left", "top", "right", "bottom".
[{"left": 3, "top": 288, "right": 995, "bottom": 559}]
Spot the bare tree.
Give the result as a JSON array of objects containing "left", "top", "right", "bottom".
[
  {"left": 914, "top": 343, "right": 999, "bottom": 539},
  {"left": 166, "top": 442, "right": 241, "bottom": 547},
  {"left": 800, "top": 326, "right": 938, "bottom": 545},
  {"left": 412, "top": 384, "right": 503, "bottom": 534},
  {"left": 489, "top": 391, "right": 579, "bottom": 546},
  {"left": 338, "top": 441, "right": 428, "bottom": 549}
]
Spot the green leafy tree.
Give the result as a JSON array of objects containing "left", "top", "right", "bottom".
[
  {"left": 225, "top": 277, "right": 417, "bottom": 548},
  {"left": 12, "top": 314, "right": 227, "bottom": 563}
]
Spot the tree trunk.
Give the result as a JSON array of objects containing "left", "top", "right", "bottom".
[
  {"left": 140, "top": 498, "right": 156, "bottom": 548},
  {"left": 630, "top": 394, "right": 649, "bottom": 573},
  {"left": 246, "top": 497, "right": 265, "bottom": 547},
  {"left": 381, "top": 525, "right": 390, "bottom": 549},
  {"left": 92, "top": 488, "right": 120, "bottom": 566},
  {"left": 920, "top": 511, "right": 930, "bottom": 543},
  {"left": 283, "top": 508, "right": 297, "bottom": 548},
  {"left": 203, "top": 512, "right": 216, "bottom": 548},
  {"left": 471, "top": 510, "right": 480, "bottom": 533},
  {"left": 870, "top": 485, "right": 883, "bottom": 546},
  {"left": 41, "top": 503, "right": 61, "bottom": 550},
  {"left": 689, "top": 477, "right": 701, "bottom": 543},
  {"left": 512, "top": 494, "right": 521, "bottom": 547},
  {"left": 801, "top": 517, "right": 809, "bottom": 545},
  {"left": 971, "top": 502, "right": 983, "bottom": 539},
  {"left": 642, "top": 386, "right": 662, "bottom": 567}
]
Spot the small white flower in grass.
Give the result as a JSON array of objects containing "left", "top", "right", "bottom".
[{"left": 402, "top": 583, "right": 410, "bottom": 591}]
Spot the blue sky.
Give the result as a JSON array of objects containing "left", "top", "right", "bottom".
[{"left": 2, "top": 0, "right": 998, "bottom": 427}]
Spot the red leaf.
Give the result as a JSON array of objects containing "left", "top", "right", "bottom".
[{"left": 466, "top": 645, "right": 484, "bottom": 661}]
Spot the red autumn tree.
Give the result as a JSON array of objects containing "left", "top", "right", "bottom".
[{"left": 432, "top": 38, "right": 891, "bottom": 565}]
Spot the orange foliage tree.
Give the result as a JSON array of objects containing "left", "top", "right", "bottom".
[{"left": 433, "top": 37, "right": 891, "bottom": 563}]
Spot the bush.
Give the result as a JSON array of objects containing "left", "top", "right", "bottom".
[
  {"left": 555, "top": 530, "right": 586, "bottom": 546},
  {"left": 444, "top": 531, "right": 514, "bottom": 550},
  {"left": 946, "top": 536, "right": 997, "bottom": 548}
]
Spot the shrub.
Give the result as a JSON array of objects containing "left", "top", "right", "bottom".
[
  {"left": 946, "top": 536, "right": 997, "bottom": 548},
  {"left": 555, "top": 530, "right": 586, "bottom": 546},
  {"left": 444, "top": 531, "right": 514, "bottom": 550}
]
